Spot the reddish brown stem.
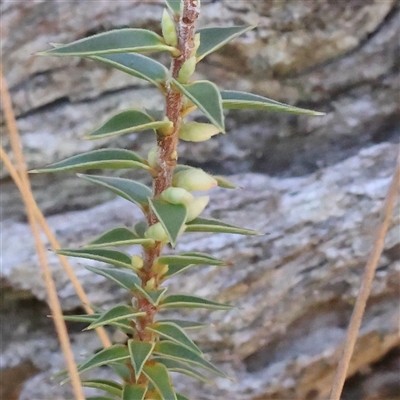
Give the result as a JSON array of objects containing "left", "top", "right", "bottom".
[{"left": 135, "top": 0, "right": 200, "bottom": 346}]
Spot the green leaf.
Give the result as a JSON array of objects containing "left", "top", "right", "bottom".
[
  {"left": 185, "top": 217, "right": 259, "bottom": 235},
  {"left": 86, "top": 397, "right": 115, "bottom": 400},
  {"left": 85, "top": 265, "right": 141, "bottom": 291},
  {"left": 91, "top": 53, "right": 169, "bottom": 88},
  {"left": 172, "top": 80, "right": 225, "bottom": 132},
  {"left": 157, "top": 319, "right": 207, "bottom": 330},
  {"left": 142, "top": 363, "right": 178, "bottom": 400},
  {"left": 31, "top": 149, "right": 150, "bottom": 173},
  {"left": 77, "top": 174, "right": 152, "bottom": 209},
  {"left": 149, "top": 199, "right": 187, "bottom": 247},
  {"left": 38, "top": 29, "right": 174, "bottom": 57},
  {"left": 56, "top": 248, "right": 132, "bottom": 269},
  {"left": 147, "top": 321, "right": 201, "bottom": 354},
  {"left": 176, "top": 395, "right": 190, "bottom": 400},
  {"left": 86, "top": 227, "right": 154, "bottom": 248},
  {"left": 214, "top": 175, "right": 237, "bottom": 189},
  {"left": 154, "top": 357, "right": 212, "bottom": 384},
  {"left": 133, "top": 285, "right": 167, "bottom": 306},
  {"left": 159, "top": 294, "right": 232, "bottom": 311},
  {"left": 122, "top": 384, "right": 147, "bottom": 400},
  {"left": 134, "top": 220, "right": 149, "bottom": 237},
  {"left": 127, "top": 339, "right": 155, "bottom": 380},
  {"left": 158, "top": 252, "right": 227, "bottom": 267},
  {"left": 84, "top": 110, "right": 170, "bottom": 140},
  {"left": 221, "top": 90, "right": 325, "bottom": 116},
  {"left": 154, "top": 341, "right": 226, "bottom": 378},
  {"left": 86, "top": 305, "right": 145, "bottom": 330},
  {"left": 81, "top": 380, "right": 122, "bottom": 397},
  {"left": 77, "top": 345, "right": 130, "bottom": 375},
  {"left": 197, "top": 25, "right": 254, "bottom": 61},
  {"left": 62, "top": 314, "right": 100, "bottom": 324},
  {"left": 164, "top": 0, "right": 181, "bottom": 15}
]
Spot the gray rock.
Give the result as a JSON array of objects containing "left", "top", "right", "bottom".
[{"left": 1, "top": 143, "right": 399, "bottom": 399}]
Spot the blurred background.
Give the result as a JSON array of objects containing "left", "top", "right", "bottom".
[{"left": 1, "top": 1, "right": 399, "bottom": 399}]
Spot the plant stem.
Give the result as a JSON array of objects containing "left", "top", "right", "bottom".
[{"left": 136, "top": 0, "right": 200, "bottom": 345}]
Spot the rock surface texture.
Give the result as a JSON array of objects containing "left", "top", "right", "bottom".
[{"left": 1, "top": 1, "right": 399, "bottom": 400}]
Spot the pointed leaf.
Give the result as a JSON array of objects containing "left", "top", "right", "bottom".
[
  {"left": 177, "top": 395, "right": 190, "bottom": 400},
  {"left": 81, "top": 380, "right": 122, "bottom": 397},
  {"left": 214, "top": 175, "right": 237, "bottom": 189},
  {"left": 159, "top": 294, "right": 232, "bottom": 311},
  {"left": 154, "top": 357, "right": 212, "bottom": 384},
  {"left": 86, "top": 397, "right": 114, "bottom": 400},
  {"left": 157, "top": 319, "right": 207, "bottom": 330},
  {"left": 91, "top": 53, "right": 169, "bottom": 87},
  {"left": 142, "top": 363, "right": 178, "bottom": 400},
  {"left": 62, "top": 314, "right": 100, "bottom": 323},
  {"left": 133, "top": 285, "right": 167, "bottom": 306},
  {"left": 86, "top": 305, "right": 145, "bottom": 330},
  {"left": 149, "top": 199, "right": 187, "bottom": 247},
  {"left": 77, "top": 345, "right": 130, "bottom": 375},
  {"left": 158, "top": 252, "right": 227, "bottom": 267},
  {"left": 77, "top": 174, "right": 152, "bottom": 208},
  {"left": 134, "top": 220, "right": 149, "bottom": 237},
  {"left": 56, "top": 248, "right": 132, "bottom": 269},
  {"left": 31, "top": 149, "right": 150, "bottom": 173},
  {"left": 221, "top": 90, "right": 325, "bottom": 116},
  {"left": 128, "top": 339, "right": 155, "bottom": 379},
  {"left": 86, "top": 227, "right": 154, "bottom": 248},
  {"left": 186, "top": 217, "right": 259, "bottom": 235},
  {"left": 85, "top": 265, "right": 141, "bottom": 291},
  {"left": 147, "top": 322, "right": 201, "bottom": 354},
  {"left": 154, "top": 341, "right": 226, "bottom": 378},
  {"left": 172, "top": 80, "right": 224, "bottom": 132},
  {"left": 197, "top": 25, "right": 254, "bottom": 61},
  {"left": 38, "top": 29, "right": 174, "bottom": 56},
  {"left": 85, "top": 110, "right": 169, "bottom": 140},
  {"left": 164, "top": 0, "right": 181, "bottom": 15},
  {"left": 122, "top": 384, "right": 147, "bottom": 400}
]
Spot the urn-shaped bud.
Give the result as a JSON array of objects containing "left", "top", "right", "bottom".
[
  {"left": 144, "top": 222, "right": 170, "bottom": 243},
  {"left": 191, "top": 33, "right": 201, "bottom": 57},
  {"left": 161, "top": 9, "right": 178, "bottom": 47},
  {"left": 161, "top": 187, "right": 194, "bottom": 205},
  {"left": 177, "top": 56, "right": 197, "bottom": 83},
  {"left": 147, "top": 146, "right": 158, "bottom": 169},
  {"left": 145, "top": 277, "right": 156, "bottom": 291},
  {"left": 186, "top": 195, "right": 210, "bottom": 222},
  {"left": 179, "top": 122, "right": 220, "bottom": 142},
  {"left": 131, "top": 255, "right": 144, "bottom": 270},
  {"left": 172, "top": 168, "right": 217, "bottom": 191}
]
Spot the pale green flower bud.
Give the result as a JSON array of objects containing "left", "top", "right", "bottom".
[
  {"left": 131, "top": 255, "right": 144, "bottom": 270},
  {"left": 172, "top": 168, "right": 218, "bottom": 191},
  {"left": 179, "top": 122, "right": 220, "bottom": 142},
  {"left": 145, "top": 277, "right": 156, "bottom": 290},
  {"left": 147, "top": 146, "right": 158, "bottom": 169},
  {"left": 177, "top": 56, "right": 197, "bottom": 83},
  {"left": 186, "top": 195, "right": 209, "bottom": 222},
  {"left": 144, "top": 222, "right": 170, "bottom": 243},
  {"left": 161, "top": 187, "right": 194, "bottom": 205},
  {"left": 191, "top": 33, "right": 201, "bottom": 57},
  {"left": 162, "top": 9, "right": 178, "bottom": 47},
  {"left": 152, "top": 261, "right": 169, "bottom": 276}
]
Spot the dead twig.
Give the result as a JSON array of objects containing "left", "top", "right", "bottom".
[
  {"left": 0, "top": 64, "right": 85, "bottom": 400},
  {"left": 329, "top": 152, "right": 400, "bottom": 400}
]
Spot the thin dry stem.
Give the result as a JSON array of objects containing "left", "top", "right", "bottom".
[
  {"left": 0, "top": 146, "right": 111, "bottom": 348},
  {"left": 329, "top": 153, "right": 400, "bottom": 400},
  {"left": 0, "top": 65, "right": 85, "bottom": 400}
]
